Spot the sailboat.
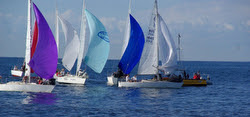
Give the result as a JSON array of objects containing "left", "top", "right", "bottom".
[
  {"left": 11, "top": 67, "right": 24, "bottom": 77},
  {"left": 118, "top": 0, "right": 183, "bottom": 88},
  {"left": 0, "top": 0, "right": 57, "bottom": 93},
  {"left": 55, "top": 15, "right": 87, "bottom": 85},
  {"left": 107, "top": 0, "right": 145, "bottom": 85},
  {"left": 56, "top": 0, "right": 110, "bottom": 85}
]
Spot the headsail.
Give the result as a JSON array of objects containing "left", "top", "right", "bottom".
[
  {"left": 58, "top": 16, "right": 80, "bottom": 71},
  {"left": 158, "top": 15, "right": 177, "bottom": 73},
  {"left": 84, "top": 9, "right": 110, "bottom": 73},
  {"left": 29, "top": 3, "right": 58, "bottom": 79},
  {"left": 118, "top": 14, "right": 145, "bottom": 74}
]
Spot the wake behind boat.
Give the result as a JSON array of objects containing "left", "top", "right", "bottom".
[{"left": 0, "top": 0, "right": 57, "bottom": 93}]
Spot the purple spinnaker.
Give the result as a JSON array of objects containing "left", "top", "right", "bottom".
[{"left": 29, "top": 3, "right": 58, "bottom": 79}]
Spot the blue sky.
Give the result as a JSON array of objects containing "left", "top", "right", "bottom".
[{"left": 0, "top": 0, "right": 250, "bottom": 61}]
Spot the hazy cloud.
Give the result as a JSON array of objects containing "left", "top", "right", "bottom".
[
  {"left": 223, "top": 23, "right": 234, "bottom": 30},
  {"left": 247, "top": 20, "right": 250, "bottom": 26}
]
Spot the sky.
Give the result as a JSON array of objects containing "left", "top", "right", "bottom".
[{"left": 0, "top": 0, "right": 250, "bottom": 61}]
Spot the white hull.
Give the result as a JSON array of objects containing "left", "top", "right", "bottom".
[
  {"left": 118, "top": 80, "right": 183, "bottom": 88},
  {"left": 55, "top": 75, "right": 87, "bottom": 85},
  {"left": 107, "top": 76, "right": 118, "bottom": 85},
  {"left": 11, "top": 70, "right": 23, "bottom": 77},
  {"left": 0, "top": 82, "right": 55, "bottom": 93}
]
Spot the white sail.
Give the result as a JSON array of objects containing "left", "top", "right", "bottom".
[
  {"left": 25, "top": 0, "right": 32, "bottom": 79},
  {"left": 58, "top": 16, "right": 80, "bottom": 71},
  {"left": 138, "top": 0, "right": 177, "bottom": 75},
  {"left": 77, "top": 0, "right": 87, "bottom": 74},
  {"left": 121, "top": 0, "right": 131, "bottom": 57},
  {"left": 158, "top": 15, "right": 177, "bottom": 74},
  {"left": 137, "top": 2, "right": 158, "bottom": 75}
]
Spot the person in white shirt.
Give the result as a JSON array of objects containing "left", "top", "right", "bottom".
[
  {"left": 132, "top": 75, "right": 137, "bottom": 82},
  {"left": 126, "top": 74, "right": 130, "bottom": 82}
]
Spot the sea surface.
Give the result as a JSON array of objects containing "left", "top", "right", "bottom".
[{"left": 0, "top": 57, "right": 249, "bottom": 117}]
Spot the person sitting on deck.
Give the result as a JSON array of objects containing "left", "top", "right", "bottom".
[
  {"left": 113, "top": 68, "right": 124, "bottom": 78},
  {"left": 193, "top": 73, "right": 198, "bottom": 80},
  {"left": 22, "top": 76, "right": 28, "bottom": 82},
  {"left": 186, "top": 74, "right": 189, "bottom": 79},
  {"left": 38, "top": 77, "right": 43, "bottom": 85},
  {"left": 14, "top": 66, "right": 18, "bottom": 70},
  {"left": 60, "top": 69, "right": 65, "bottom": 76},
  {"left": 21, "top": 62, "right": 25, "bottom": 72},
  {"left": 132, "top": 75, "right": 137, "bottom": 82},
  {"left": 197, "top": 71, "right": 201, "bottom": 80}
]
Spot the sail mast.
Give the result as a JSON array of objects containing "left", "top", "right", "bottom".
[
  {"left": 55, "top": 0, "right": 59, "bottom": 54},
  {"left": 76, "top": 0, "right": 86, "bottom": 75},
  {"left": 128, "top": 0, "right": 131, "bottom": 14},
  {"left": 154, "top": 0, "right": 159, "bottom": 76},
  {"left": 25, "top": 0, "right": 32, "bottom": 82},
  {"left": 178, "top": 33, "right": 181, "bottom": 62}
]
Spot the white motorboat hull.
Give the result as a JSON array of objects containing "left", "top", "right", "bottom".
[
  {"left": 118, "top": 80, "right": 183, "bottom": 89},
  {"left": 56, "top": 75, "right": 87, "bottom": 85},
  {"left": 11, "top": 70, "right": 23, "bottom": 77},
  {"left": 0, "top": 82, "right": 55, "bottom": 93},
  {"left": 107, "top": 76, "right": 118, "bottom": 85}
]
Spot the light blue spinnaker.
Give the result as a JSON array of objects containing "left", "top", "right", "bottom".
[
  {"left": 118, "top": 14, "right": 145, "bottom": 74},
  {"left": 84, "top": 9, "right": 110, "bottom": 73}
]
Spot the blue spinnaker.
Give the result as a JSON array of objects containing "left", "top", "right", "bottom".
[
  {"left": 118, "top": 14, "right": 145, "bottom": 74},
  {"left": 84, "top": 9, "right": 110, "bottom": 73},
  {"left": 29, "top": 3, "right": 58, "bottom": 79}
]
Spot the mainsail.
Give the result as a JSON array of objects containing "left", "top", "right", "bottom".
[
  {"left": 121, "top": 0, "right": 132, "bottom": 57},
  {"left": 76, "top": 0, "right": 87, "bottom": 74},
  {"left": 58, "top": 16, "right": 80, "bottom": 71},
  {"left": 137, "top": 6, "right": 158, "bottom": 75},
  {"left": 29, "top": 3, "right": 58, "bottom": 79},
  {"left": 118, "top": 14, "right": 145, "bottom": 74},
  {"left": 84, "top": 9, "right": 110, "bottom": 73}
]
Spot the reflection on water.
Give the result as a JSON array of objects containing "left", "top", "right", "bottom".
[
  {"left": 140, "top": 88, "right": 173, "bottom": 99},
  {"left": 22, "top": 92, "right": 57, "bottom": 105}
]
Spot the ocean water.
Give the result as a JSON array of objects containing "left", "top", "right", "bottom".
[{"left": 0, "top": 57, "right": 249, "bottom": 117}]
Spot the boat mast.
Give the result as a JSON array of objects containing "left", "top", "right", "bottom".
[
  {"left": 55, "top": 0, "right": 59, "bottom": 54},
  {"left": 76, "top": 0, "right": 86, "bottom": 75},
  {"left": 177, "top": 33, "right": 182, "bottom": 66},
  {"left": 128, "top": 0, "right": 131, "bottom": 14},
  {"left": 25, "top": 0, "right": 32, "bottom": 83},
  {"left": 154, "top": 0, "right": 160, "bottom": 79}
]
